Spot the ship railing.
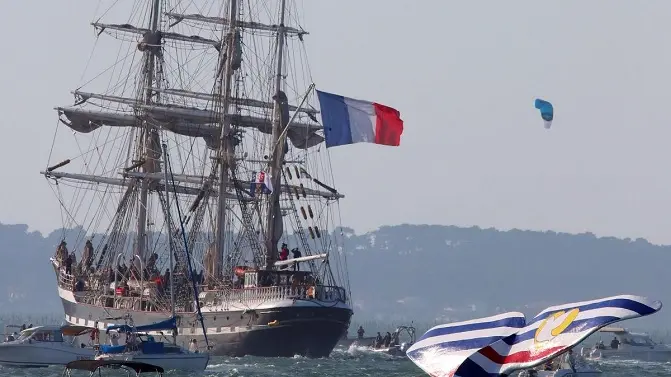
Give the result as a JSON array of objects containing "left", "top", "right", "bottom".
[
  {"left": 57, "top": 268, "right": 75, "bottom": 290},
  {"left": 206, "top": 285, "right": 347, "bottom": 305}
]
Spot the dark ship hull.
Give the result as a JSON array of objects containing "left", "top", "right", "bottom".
[{"left": 56, "top": 274, "right": 352, "bottom": 357}]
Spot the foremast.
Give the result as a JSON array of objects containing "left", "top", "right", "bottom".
[
  {"left": 136, "top": 0, "right": 163, "bottom": 268},
  {"left": 264, "top": 0, "right": 289, "bottom": 269},
  {"left": 213, "top": 0, "right": 240, "bottom": 282}
]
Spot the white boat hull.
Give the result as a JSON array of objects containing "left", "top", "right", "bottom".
[
  {"left": 0, "top": 341, "right": 95, "bottom": 367},
  {"left": 95, "top": 352, "right": 209, "bottom": 371},
  {"left": 582, "top": 346, "right": 671, "bottom": 362}
]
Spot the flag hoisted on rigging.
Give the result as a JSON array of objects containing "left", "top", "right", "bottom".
[
  {"left": 316, "top": 90, "right": 404, "bottom": 148},
  {"left": 250, "top": 171, "right": 273, "bottom": 197}
]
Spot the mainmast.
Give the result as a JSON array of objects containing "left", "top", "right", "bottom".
[
  {"left": 213, "top": 0, "right": 240, "bottom": 279},
  {"left": 264, "top": 0, "right": 288, "bottom": 269},
  {"left": 135, "top": 0, "right": 163, "bottom": 266}
]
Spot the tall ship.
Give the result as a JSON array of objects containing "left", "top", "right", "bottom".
[{"left": 41, "top": 0, "right": 369, "bottom": 357}]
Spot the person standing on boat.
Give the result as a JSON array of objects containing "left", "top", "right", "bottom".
[
  {"left": 374, "top": 332, "right": 382, "bottom": 348},
  {"left": 280, "top": 244, "right": 289, "bottom": 261},
  {"left": 65, "top": 252, "right": 73, "bottom": 275},
  {"left": 357, "top": 326, "right": 365, "bottom": 339},
  {"left": 70, "top": 251, "right": 77, "bottom": 274},
  {"left": 383, "top": 332, "right": 391, "bottom": 347},
  {"left": 291, "top": 248, "right": 302, "bottom": 271},
  {"left": 611, "top": 336, "right": 620, "bottom": 349},
  {"left": 279, "top": 243, "right": 290, "bottom": 270},
  {"left": 56, "top": 240, "right": 69, "bottom": 265},
  {"left": 81, "top": 239, "right": 93, "bottom": 273},
  {"left": 90, "top": 322, "right": 100, "bottom": 345}
]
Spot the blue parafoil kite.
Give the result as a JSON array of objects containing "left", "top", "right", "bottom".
[{"left": 534, "top": 99, "right": 553, "bottom": 129}]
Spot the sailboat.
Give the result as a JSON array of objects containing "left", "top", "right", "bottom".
[
  {"left": 96, "top": 316, "right": 209, "bottom": 371},
  {"left": 42, "top": 0, "right": 369, "bottom": 358}
]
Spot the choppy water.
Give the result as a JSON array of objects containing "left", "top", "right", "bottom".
[{"left": 0, "top": 346, "right": 666, "bottom": 377}]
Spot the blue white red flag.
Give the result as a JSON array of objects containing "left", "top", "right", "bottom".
[
  {"left": 407, "top": 295, "right": 662, "bottom": 377},
  {"left": 316, "top": 90, "right": 404, "bottom": 148},
  {"left": 249, "top": 171, "right": 273, "bottom": 197}
]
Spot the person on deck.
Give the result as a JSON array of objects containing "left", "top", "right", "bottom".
[
  {"left": 279, "top": 244, "right": 289, "bottom": 268},
  {"left": 81, "top": 240, "right": 93, "bottom": 273},
  {"left": 164, "top": 269, "right": 171, "bottom": 286},
  {"left": 56, "top": 241, "right": 69, "bottom": 264},
  {"left": 357, "top": 326, "right": 365, "bottom": 340},
  {"left": 70, "top": 251, "right": 77, "bottom": 274},
  {"left": 383, "top": 332, "right": 391, "bottom": 347},
  {"left": 374, "top": 332, "right": 382, "bottom": 348},
  {"left": 90, "top": 322, "right": 100, "bottom": 345},
  {"left": 280, "top": 244, "right": 289, "bottom": 260},
  {"left": 291, "top": 248, "right": 302, "bottom": 271},
  {"left": 65, "top": 253, "right": 73, "bottom": 275},
  {"left": 611, "top": 336, "right": 620, "bottom": 349}
]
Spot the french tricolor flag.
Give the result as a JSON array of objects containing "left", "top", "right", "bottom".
[{"left": 316, "top": 90, "right": 404, "bottom": 148}]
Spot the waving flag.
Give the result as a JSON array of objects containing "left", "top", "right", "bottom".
[
  {"left": 407, "top": 312, "right": 526, "bottom": 377},
  {"left": 316, "top": 90, "right": 404, "bottom": 148},
  {"left": 408, "top": 295, "right": 662, "bottom": 377}
]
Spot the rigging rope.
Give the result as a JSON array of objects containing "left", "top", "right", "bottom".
[{"left": 165, "top": 143, "right": 210, "bottom": 349}]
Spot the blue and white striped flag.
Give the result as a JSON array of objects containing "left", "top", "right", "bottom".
[
  {"left": 408, "top": 295, "right": 662, "bottom": 377},
  {"left": 406, "top": 312, "right": 526, "bottom": 377}
]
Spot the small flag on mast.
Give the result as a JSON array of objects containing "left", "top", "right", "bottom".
[{"left": 250, "top": 171, "right": 273, "bottom": 197}]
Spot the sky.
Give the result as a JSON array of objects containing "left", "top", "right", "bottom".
[{"left": 2, "top": 1, "right": 671, "bottom": 244}]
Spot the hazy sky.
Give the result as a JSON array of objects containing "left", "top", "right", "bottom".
[{"left": 2, "top": 1, "right": 671, "bottom": 243}]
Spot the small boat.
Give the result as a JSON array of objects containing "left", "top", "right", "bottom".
[
  {"left": 94, "top": 316, "right": 209, "bottom": 371},
  {"left": 63, "top": 359, "right": 164, "bottom": 377},
  {"left": 366, "top": 326, "right": 416, "bottom": 357},
  {"left": 580, "top": 326, "right": 671, "bottom": 362},
  {"left": 0, "top": 324, "right": 95, "bottom": 367}
]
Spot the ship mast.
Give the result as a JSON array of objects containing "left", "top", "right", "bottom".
[
  {"left": 135, "top": 0, "right": 163, "bottom": 266},
  {"left": 213, "top": 0, "right": 239, "bottom": 279},
  {"left": 162, "top": 143, "right": 176, "bottom": 345},
  {"left": 264, "top": 0, "right": 288, "bottom": 269}
]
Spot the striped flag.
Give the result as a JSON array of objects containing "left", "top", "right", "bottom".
[
  {"left": 406, "top": 312, "right": 526, "bottom": 377},
  {"left": 408, "top": 295, "right": 662, "bottom": 377}
]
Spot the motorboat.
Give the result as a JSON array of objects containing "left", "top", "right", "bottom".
[
  {"left": 94, "top": 316, "right": 209, "bottom": 371},
  {"left": 64, "top": 359, "right": 164, "bottom": 377},
  {"left": 580, "top": 326, "right": 671, "bottom": 362},
  {"left": 0, "top": 324, "right": 95, "bottom": 367},
  {"left": 366, "top": 325, "right": 416, "bottom": 357}
]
